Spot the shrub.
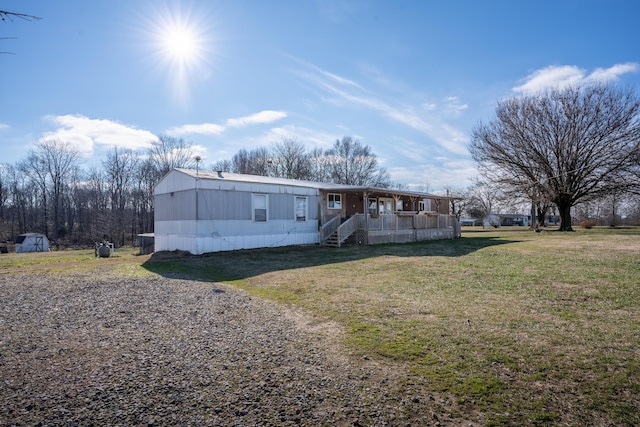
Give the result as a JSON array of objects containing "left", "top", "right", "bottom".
[{"left": 580, "top": 219, "right": 596, "bottom": 229}]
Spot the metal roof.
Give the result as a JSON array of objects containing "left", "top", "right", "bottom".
[{"left": 173, "top": 168, "right": 458, "bottom": 200}]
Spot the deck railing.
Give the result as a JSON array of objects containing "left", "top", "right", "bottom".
[
  {"left": 354, "top": 212, "right": 455, "bottom": 231},
  {"left": 336, "top": 215, "right": 358, "bottom": 244}
]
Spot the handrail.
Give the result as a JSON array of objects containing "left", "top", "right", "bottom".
[
  {"left": 320, "top": 215, "right": 340, "bottom": 242},
  {"left": 337, "top": 215, "right": 358, "bottom": 244}
]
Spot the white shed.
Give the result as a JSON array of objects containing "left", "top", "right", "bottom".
[{"left": 15, "top": 233, "right": 50, "bottom": 253}]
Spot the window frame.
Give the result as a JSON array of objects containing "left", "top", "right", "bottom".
[
  {"left": 252, "top": 193, "right": 268, "bottom": 222},
  {"left": 327, "top": 193, "right": 342, "bottom": 210},
  {"left": 295, "top": 196, "right": 307, "bottom": 222}
]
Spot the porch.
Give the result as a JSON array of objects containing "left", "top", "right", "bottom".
[{"left": 320, "top": 212, "right": 460, "bottom": 247}]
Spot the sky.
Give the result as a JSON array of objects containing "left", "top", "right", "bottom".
[{"left": 1, "top": 0, "right": 639, "bottom": 191}]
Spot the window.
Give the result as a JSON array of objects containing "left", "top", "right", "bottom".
[
  {"left": 379, "top": 197, "right": 394, "bottom": 214},
  {"left": 253, "top": 194, "right": 267, "bottom": 222},
  {"left": 295, "top": 197, "right": 307, "bottom": 222},
  {"left": 368, "top": 199, "right": 377, "bottom": 215},
  {"left": 419, "top": 199, "right": 431, "bottom": 212},
  {"left": 327, "top": 193, "right": 342, "bottom": 209}
]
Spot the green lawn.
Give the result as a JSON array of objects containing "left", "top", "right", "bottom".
[{"left": 3, "top": 227, "right": 639, "bottom": 425}]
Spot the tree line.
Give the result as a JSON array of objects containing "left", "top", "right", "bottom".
[
  {"left": 0, "top": 135, "right": 390, "bottom": 247},
  {"left": 3, "top": 82, "right": 639, "bottom": 249}
]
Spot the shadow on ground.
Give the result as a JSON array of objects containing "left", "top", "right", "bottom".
[{"left": 142, "top": 234, "right": 522, "bottom": 283}]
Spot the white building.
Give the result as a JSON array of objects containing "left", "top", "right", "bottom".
[
  {"left": 154, "top": 169, "right": 460, "bottom": 254},
  {"left": 15, "top": 233, "right": 49, "bottom": 253}
]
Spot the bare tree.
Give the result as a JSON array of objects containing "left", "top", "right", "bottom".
[
  {"left": 466, "top": 181, "right": 501, "bottom": 226},
  {"left": 104, "top": 148, "right": 139, "bottom": 246},
  {"left": 0, "top": 164, "right": 9, "bottom": 228},
  {"left": 308, "top": 147, "right": 331, "bottom": 183},
  {"left": 271, "top": 137, "right": 311, "bottom": 180},
  {"left": 148, "top": 136, "right": 197, "bottom": 179},
  {"left": 471, "top": 83, "right": 640, "bottom": 231},
  {"left": 211, "top": 159, "right": 232, "bottom": 172},
  {"left": 133, "top": 158, "right": 158, "bottom": 234},
  {"left": 1, "top": 9, "right": 41, "bottom": 55},
  {"left": 231, "top": 147, "right": 273, "bottom": 176},
  {"left": 21, "top": 139, "right": 81, "bottom": 240},
  {"left": 324, "top": 136, "right": 390, "bottom": 186},
  {"left": 0, "top": 10, "right": 40, "bottom": 21},
  {"left": 444, "top": 186, "right": 470, "bottom": 220}
]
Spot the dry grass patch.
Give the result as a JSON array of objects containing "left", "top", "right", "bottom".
[{"left": 4, "top": 228, "right": 638, "bottom": 426}]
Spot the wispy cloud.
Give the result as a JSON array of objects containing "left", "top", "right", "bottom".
[
  {"left": 513, "top": 62, "right": 639, "bottom": 93},
  {"left": 388, "top": 157, "right": 478, "bottom": 192},
  {"left": 166, "top": 110, "right": 287, "bottom": 136},
  {"left": 0, "top": 123, "right": 9, "bottom": 130},
  {"left": 292, "top": 61, "right": 470, "bottom": 156},
  {"left": 261, "top": 125, "right": 339, "bottom": 149},
  {"left": 442, "top": 96, "right": 468, "bottom": 117},
  {"left": 42, "top": 114, "right": 159, "bottom": 156}
]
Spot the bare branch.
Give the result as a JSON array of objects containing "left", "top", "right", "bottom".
[{"left": 0, "top": 10, "right": 41, "bottom": 22}]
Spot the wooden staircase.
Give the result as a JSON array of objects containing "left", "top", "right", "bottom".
[
  {"left": 321, "top": 215, "right": 358, "bottom": 247},
  {"left": 323, "top": 231, "right": 342, "bottom": 247}
]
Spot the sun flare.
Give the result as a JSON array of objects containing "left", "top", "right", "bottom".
[
  {"left": 141, "top": 3, "right": 219, "bottom": 106},
  {"left": 163, "top": 26, "right": 198, "bottom": 62}
]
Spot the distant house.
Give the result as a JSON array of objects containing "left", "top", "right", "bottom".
[
  {"left": 153, "top": 168, "right": 461, "bottom": 254},
  {"left": 460, "top": 218, "right": 481, "bottom": 226},
  {"left": 484, "top": 214, "right": 530, "bottom": 228},
  {"left": 15, "top": 233, "right": 49, "bottom": 253}
]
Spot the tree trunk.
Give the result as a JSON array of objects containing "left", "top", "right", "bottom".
[
  {"left": 557, "top": 202, "right": 573, "bottom": 231},
  {"left": 537, "top": 205, "right": 548, "bottom": 227},
  {"left": 529, "top": 202, "right": 537, "bottom": 230}
]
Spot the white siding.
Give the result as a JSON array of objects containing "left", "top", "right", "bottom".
[{"left": 155, "top": 219, "right": 319, "bottom": 254}]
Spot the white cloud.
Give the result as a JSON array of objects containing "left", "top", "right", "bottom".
[
  {"left": 293, "top": 61, "right": 470, "bottom": 156},
  {"left": 0, "top": 123, "right": 9, "bottom": 130},
  {"left": 167, "top": 123, "right": 225, "bottom": 136},
  {"left": 588, "top": 62, "right": 639, "bottom": 82},
  {"left": 226, "top": 110, "right": 287, "bottom": 128},
  {"left": 166, "top": 110, "right": 287, "bottom": 136},
  {"left": 42, "top": 115, "right": 159, "bottom": 156},
  {"left": 513, "top": 63, "right": 639, "bottom": 93}
]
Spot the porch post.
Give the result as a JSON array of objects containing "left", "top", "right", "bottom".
[{"left": 363, "top": 191, "right": 369, "bottom": 243}]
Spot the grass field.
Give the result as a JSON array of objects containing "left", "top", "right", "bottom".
[{"left": 2, "top": 227, "right": 639, "bottom": 425}]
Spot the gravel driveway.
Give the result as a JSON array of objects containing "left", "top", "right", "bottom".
[{"left": 0, "top": 271, "right": 469, "bottom": 426}]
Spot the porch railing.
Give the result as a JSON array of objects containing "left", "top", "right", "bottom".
[
  {"left": 355, "top": 212, "right": 456, "bottom": 231},
  {"left": 336, "top": 215, "right": 358, "bottom": 244}
]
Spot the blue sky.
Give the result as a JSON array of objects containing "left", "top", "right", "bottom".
[{"left": 1, "top": 0, "right": 639, "bottom": 190}]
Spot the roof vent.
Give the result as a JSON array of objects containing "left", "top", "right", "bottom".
[{"left": 217, "top": 170, "right": 224, "bottom": 178}]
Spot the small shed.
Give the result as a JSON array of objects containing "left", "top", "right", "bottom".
[
  {"left": 137, "top": 233, "right": 155, "bottom": 255},
  {"left": 15, "top": 233, "right": 49, "bottom": 253}
]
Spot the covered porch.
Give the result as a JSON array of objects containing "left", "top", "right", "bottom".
[{"left": 318, "top": 188, "right": 460, "bottom": 247}]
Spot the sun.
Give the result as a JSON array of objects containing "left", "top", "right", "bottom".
[
  {"left": 163, "top": 25, "right": 199, "bottom": 63},
  {"left": 140, "top": 2, "right": 219, "bottom": 106}
]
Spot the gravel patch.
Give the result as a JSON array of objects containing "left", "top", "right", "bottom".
[{"left": 0, "top": 272, "right": 471, "bottom": 426}]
